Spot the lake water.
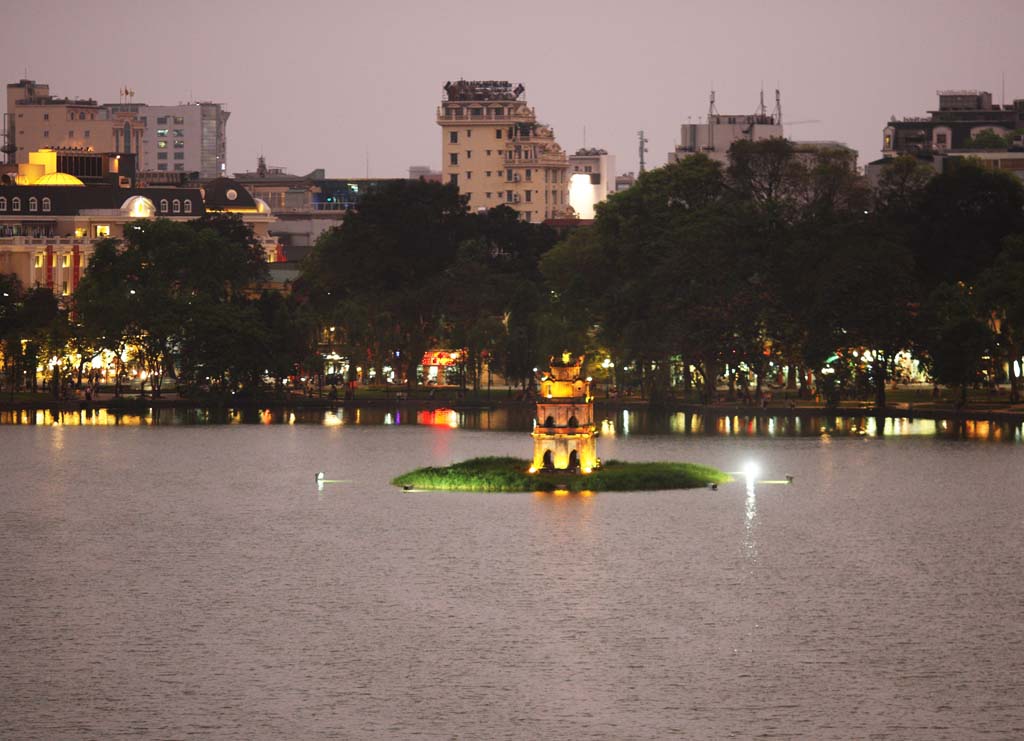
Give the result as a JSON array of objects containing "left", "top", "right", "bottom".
[{"left": 2, "top": 410, "right": 1023, "bottom": 739}]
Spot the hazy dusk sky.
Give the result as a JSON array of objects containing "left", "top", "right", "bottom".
[{"left": 3, "top": 0, "right": 1022, "bottom": 178}]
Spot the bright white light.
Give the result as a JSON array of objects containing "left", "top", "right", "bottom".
[
  {"left": 742, "top": 461, "right": 761, "bottom": 480},
  {"left": 569, "top": 173, "right": 597, "bottom": 219},
  {"left": 1015, "top": 359, "right": 1021, "bottom": 378}
]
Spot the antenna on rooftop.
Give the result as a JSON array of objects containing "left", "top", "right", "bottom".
[
  {"left": 637, "top": 130, "right": 648, "bottom": 173},
  {"left": 773, "top": 89, "right": 783, "bottom": 126}
]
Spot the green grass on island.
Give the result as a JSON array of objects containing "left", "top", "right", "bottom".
[{"left": 392, "top": 456, "right": 731, "bottom": 493}]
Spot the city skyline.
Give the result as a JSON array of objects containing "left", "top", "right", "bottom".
[{"left": 2, "top": 0, "right": 1022, "bottom": 179}]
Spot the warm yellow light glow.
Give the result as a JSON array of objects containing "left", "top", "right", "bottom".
[{"left": 528, "top": 466, "right": 537, "bottom": 474}]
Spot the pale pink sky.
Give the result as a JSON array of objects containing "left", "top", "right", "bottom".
[{"left": 3, "top": 0, "right": 1022, "bottom": 177}]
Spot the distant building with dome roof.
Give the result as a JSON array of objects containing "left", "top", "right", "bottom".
[{"left": 0, "top": 148, "right": 280, "bottom": 298}]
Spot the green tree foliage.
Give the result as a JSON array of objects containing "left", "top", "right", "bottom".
[
  {"left": 304, "top": 180, "right": 468, "bottom": 388},
  {"left": 920, "top": 283, "right": 994, "bottom": 405},
  {"left": 75, "top": 217, "right": 280, "bottom": 396},
  {"left": 911, "top": 161, "right": 1024, "bottom": 288},
  {"left": 978, "top": 235, "right": 1024, "bottom": 402}
]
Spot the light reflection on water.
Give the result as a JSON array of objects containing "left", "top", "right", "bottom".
[{"left": 0, "top": 404, "right": 1021, "bottom": 441}]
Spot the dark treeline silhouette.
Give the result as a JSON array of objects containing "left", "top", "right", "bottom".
[{"left": 2, "top": 141, "right": 1023, "bottom": 406}]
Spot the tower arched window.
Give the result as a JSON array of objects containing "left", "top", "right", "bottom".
[
  {"left": 12, "top": 197, "right": 22, "bottom": 211},
  {"left": 42, "top": 197, "right": 51, "bottom": 212},
  {"left": 160, "top": 199, "right": 168, "bottom": 212},
  {"left": 183, "top": 199, "right": 192, "bottom": 214},
  {"left": 28, "top": 197, "right": 38, "bottom": 212},
  {"left": 568, "top": 415, "right": 579, "bottom": 428},
  {"left": 172, "top": 199, "right": 181, "bottom": 214},
  {"left": 0, "top": 197, "right": 7, "bottom": 211}
]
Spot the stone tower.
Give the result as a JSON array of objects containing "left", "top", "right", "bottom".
[{"left": 530, "top": 352, "right": 598, "bottom": 474}]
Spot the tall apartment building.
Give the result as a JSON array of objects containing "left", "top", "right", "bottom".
[
  {"left": 668, "top": 90, "right": 783, "bottom": 165},
  {"left": 4, "top": 80, "right": 229, "bottom": 179},
  {"left": 437, "top": 80, "right": 570, "bottom": 222},
  {"left": 129, "top": 102, "right": 229, "bottom": 178}
]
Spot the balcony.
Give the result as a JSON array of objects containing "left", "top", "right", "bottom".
[{"left": 436, "top": 106, "right": 535, "bottom": 123}]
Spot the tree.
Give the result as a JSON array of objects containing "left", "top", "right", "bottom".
[
  {"left": 911, "top": 161, "right": 1024, "bottom": 288},
  {"left": 978, "top": 235, "right": 1024, "bottom": 403},
  {"left": 303, "top": 180, "right": 469, "bottom": 388},
  {"left": 920, "top": 283, "right": 994, "bottom": 406}
]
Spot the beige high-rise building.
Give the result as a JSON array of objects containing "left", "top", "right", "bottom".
[{"left": 437, "top": 80, "right": 570, "bottom": 222}]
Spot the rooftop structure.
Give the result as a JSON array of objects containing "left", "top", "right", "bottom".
[
  {"left": 668, "top": 90, "right": 784, "bottom": 165},
  {"left": 882, "top": 89, "right": 1024, "bottom": 157}
]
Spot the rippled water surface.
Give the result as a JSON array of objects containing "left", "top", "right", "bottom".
[{"left": 2, "top": 423, "right": 1023, "bottom": 739}]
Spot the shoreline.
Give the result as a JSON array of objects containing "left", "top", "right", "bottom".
[{"left": 2, "top": 393, "right": 1023, "bottom": 424}]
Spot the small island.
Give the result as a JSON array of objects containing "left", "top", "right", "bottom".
[
  {"left": 393, "top": 354, "right": 729, "bottom": 493},
  {"left": 392, "top": 456, "right": 729, "bottom": 493}
]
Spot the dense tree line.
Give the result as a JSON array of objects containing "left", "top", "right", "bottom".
[{"left": 3, "top": 144, "right": 1022, "bottom": 406}]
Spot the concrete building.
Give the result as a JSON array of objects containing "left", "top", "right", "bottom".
[
  {"left": 568, "top": 148, "right": 615, "bottom": 219},
  {"left": 882, "top": 90, "right": 1024, "bottom": 157},
  {"left": 437, "top": 80, "right": 570, "bottom": 222},
  {"left": 129, "top": 102, "right": 229, "bottom": 178},
  {"left": 4, "top": 79, "right": 145, "bottom": 165},
  {"left": 668, "top": 90, "right": 783, "bottom": 165},
  {"left": 4, "top": 80, "right": 229, "bottom": 180},
  {"left": 615, "top": 172, "right": 636, "bottom": 192},
  {"left": 0, "top": 148, "right": 279, "bottom": 296},
  {"left": 865, "top": 89, "right": 1024, "bottom": 185},
  {"left": 409, "top": 165, "right": 442, "bottom": 183}
]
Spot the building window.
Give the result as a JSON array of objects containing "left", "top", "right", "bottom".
[
  {"left": 525, "top": 191, "right": 532, "bottom": 202},
  {"left": 485, "top": 171, "right": 491, "bottom": 177},
  {"left": 173, "top": 129, "right": 184, "bottom": 137},
  {"left": 0, "top": 197, "right": 6, "bottom": 211},
  {"left": 35, "top": 254, "right": 43, "bottom": 268},
  {"left": 157, "top": 128, "right": 168, "bottom": 137},
  {"left": 42, "top": 197, "right": 51, "bottom": 212},
  {"left": 506, "top": 190, "right": 513, "bottom": 202},
  {"left": 184, "top": 199, "right": 192, "bottom": 214},
  {"left": 158, "top": 141, "right": 167, "bottom": 149},
  {"left": 79, "top": 112, "right": 85, "bottom": 120},
  {"left": 157, "top": 116, "right": 168, "bottom": 124},
  {"left": 173, "top": 116, "right": 184, "bottom": 124},
  {"left": 43, "top": 113, "right": 49, "bottom": 121},
  {"left": 173, "top": 164, "right": 184, "bottom": 172},
  {"left": 62, "top": 254, "right": 71, "bottom": 268},
  {"left": 95, "top": 225, "right": 110, "bottom": 237},
  {"left": 158, "top": 164, "right": 167, "bottom": 171},
  {"left": 485, "top": 192, "right": 491, "bottom": 198},
  {"left": 43, "top": 130, "right": 49, "bottom": 138},
  {"left": 174, "top": 152, "right": 184, "bottom": 160},
  {"left": 160, "top": 199, "right": 169, "bottom": 211},
  {"left": 174, "top": 140, "right": 184, "bottom": 148},
  {"left": 449, "top": 173, "right": 458, "bottom": 186},
  {"left": 173, "top": 199, "right": 181, "bottom": 214},
  {"left": 496, "top": 128, "right": 502, "bottom": 139},
  {"left": 497, "top": 170, "right": 502, "bottom": 177},
  {"left": 486, "top": 150, "right": 491, "bottom": 156},
  {"left": 525, "top": 169, "right": 531, "bottom": 180},
  {"left": 450, "top": 152, "right": 458, "bottom": 166},
  {"left": 84, "top": 130, "right": 90, "bottom": 138},
  {"left": 466, "top": 171, "right": 472, "bottom": 179},
  {"left": 450, "top": 131, "right": 458, "bottom": 144},
  {"left": 12, "top": 197, "right": 20, "bottom": 211},
  {"left": 62, "top": 280, "right": 69, "bottom": 296},
  {"left": 28, "top": 197, "right": 38, "bottom": 212},
  {"left": 158, "top": 152, "right": 168, "bottom": 160}
]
